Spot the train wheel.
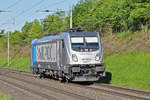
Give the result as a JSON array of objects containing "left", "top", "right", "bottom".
[
  {"left": 65, "top": 77, "right": 70, "bottom": 83},
  {"left": 32, "top": 68, "right": 40, "bottom": 78},
  {"left": 32, "top": 68, "right": 37, "bottom": 77},
  {"left": 38, "top": 73, "right": 45, "bottom": 79},
  {"left": 59, "top": 77, "right": 63, "bottom": 83},
  {"left": 31, "top": 68, "right": 35, "bottom": 74}
]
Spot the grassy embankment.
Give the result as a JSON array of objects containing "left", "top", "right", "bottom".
[
  {"left": 104, "top": 52, "right": 150, "bottom": 91},
  {"left": 0, "top": 52, "right": 150, "bottom": 90},
  {"left": 0, "top": 56, "right": 30, "bottom": 72},
  {"left": 0, "top": 93, "right": 12, "bottom": 100}
]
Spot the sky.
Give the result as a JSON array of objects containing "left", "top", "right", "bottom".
[{"left": 0, "top": 0, "right": 80, "bottom": 32}]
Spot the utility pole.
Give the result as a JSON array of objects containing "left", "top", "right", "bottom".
[
  {"left": 8, "top": 32, "right": 9, "bottom": 67},
  {"left": 7, "top": 18, "right": 15, "bottom": 67},
  {"left": 0, "top": 10, "right": 11, "bottom": 67},
  {"left": 70, "top": 5, "right": 72, "bottom": 28},
  {"left": 39, "top": 5, "right": 73, "bottom": 29}
]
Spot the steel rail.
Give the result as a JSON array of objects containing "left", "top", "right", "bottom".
[
  {"left": 94, "top": 83, "right": 150, "bottom": 97},
  {"left": 1, "top": 68, "right": 150, "bottom": 100},
  {"left": 0, "top": 68, "right": 94, "bottom": 100},
  {"left": 0, "top": 77, "right": 56, "bottom": 100}
]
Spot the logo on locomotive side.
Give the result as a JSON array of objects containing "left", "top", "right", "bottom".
[{"left": 36, "top": 43, "right": 57, "bottom": 62}]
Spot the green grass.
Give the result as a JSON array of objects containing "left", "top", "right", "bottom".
[
  {"left": 0, "top": 56, "right": 30, "bottom": 72},
  {"left": 0, "top": 52, "right": 150, "bottom": 91},
  {"left": 114, "top": 31, "right": 132, "bottom": 40},
  {"left": 104, "top": 52, "right": 150, "bottom": 91},
  {"left": 0, "top": 93, "right": 12, "bottom": 100},
  {"left": 114, "top": 30, "right": 150, "bottom": 41}
]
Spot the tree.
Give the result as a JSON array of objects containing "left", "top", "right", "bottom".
[
  {"left": 43, "top": 15, "right": 67, "bottom": 33},
  {"left": 21, "top": 22, "right": 33, "bottom": 45},
  {"left": 0, "top": 29, "right": 5, "bottom": 38},
  {"left": 72, "top": 0, "right": 150, "bottom": 33},
  {"left": 29, "top": 20, "right": 43, "bottom": 39}
]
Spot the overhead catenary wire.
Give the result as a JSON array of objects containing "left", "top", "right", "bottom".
[
  {"left": 0, "top": 0, "right": 46, "bottom": 27},
  {"left": 1, "top": 0, "right": 67, "bottom": 25},
  {"left": 19, "top": 0, "right": 67, "bottom": 27},
  {"left": 6, "top": 0, "right": 23, "bottom": 10},
  {"left": 1, "top": 0, "right": 73, "bottom": 30},
  {"left": 37, "top": 0, "right": 66, "bottom": 11},
  {"left": 0, "top": 0, "right": 23, "bottom": 26},
  {"left": 15, "top": 0, "right": 45, "bottom": 18}
]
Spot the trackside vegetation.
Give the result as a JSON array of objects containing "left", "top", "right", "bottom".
[
  {"left": 0, "top": 52, "right": 150, "bottom": 90},
  {"left": 0, "top": 56, "right": 30, "bottom": 72},
  {"left": 104, "top": 52, "right": 150, "bottom": 90},
  {"left": 0, "top": 93, "right": 12, "bottom": 100}
]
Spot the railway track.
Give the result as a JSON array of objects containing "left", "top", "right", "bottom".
[
  {"left": 0, "top": 68, "right": 95, "bottom": 100},
  {"left": 94, "top": 83, "right": 150, "bottom": 97},
  {"left": 87, "top": 85, "right": 150, "bottom": 100},
  {"left": 0, "top": 68, "right": 150, "bottom": 100},
  {"left": 0, "top": 77, "right": 55, "bottom": 100}
]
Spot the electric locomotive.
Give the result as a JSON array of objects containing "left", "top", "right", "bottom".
[{"left": 30, "top": 28, "right": 105, "bottom": 82}]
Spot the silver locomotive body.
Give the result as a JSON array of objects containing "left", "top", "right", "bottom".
[{"left": 31, "top": 31, "right": 105, "bottom": 82}]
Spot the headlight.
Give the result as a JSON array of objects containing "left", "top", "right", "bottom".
[
  {"left": 72, "top": 54, "right": 78, "bottom": 62},
  {"left": 95, "top": 54, "right": 100, "bottom": 61}
]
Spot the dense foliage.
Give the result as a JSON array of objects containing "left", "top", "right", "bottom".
[{"left": 73, "top": 0, "right": 150, "bottom": 33}]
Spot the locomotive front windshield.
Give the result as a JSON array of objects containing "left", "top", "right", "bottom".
[{"left": 71, "top": 36, "right": 99, "bottom": 52}]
